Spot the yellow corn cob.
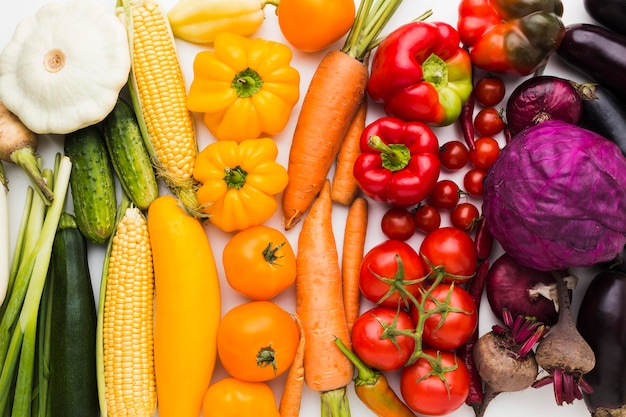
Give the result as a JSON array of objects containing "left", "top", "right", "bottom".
[
  {"left": 101, "top": 206, "right": 156, "bottom": 417},
  {"left": 118, "top": 0, "right": 201, "bottom": 214}
]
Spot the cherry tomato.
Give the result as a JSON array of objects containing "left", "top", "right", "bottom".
[
  {"left": 474, "top": 76, "right": 506, "bottom": 107},
  {"left": 429, "top": 179, "right": 461, "bottom": 210},
  {"left": 419, "top": 227, "right": 477, "bottom": 281},
  {"left": 351, "top": 307, "right": 416, "bottom": 371},
  {"left": 277, "top": 0, "right": 355, "bottom": 52},
  {"left": 412, "top": 283, "right": 478, "bottom": 350},
  {"left": 450, "top": 202, "right": 481, "bottom": 232},
  {"left": 463, "top": 168, "right": 487, "bottom": 196},
  {"left": 439, "top": 140, "right": 469, "bottom": 171},
  {"left": 359, "top": 240, "right": 425, "bottom": 308},
  {"left": 217, "top": 301, "right": 300, "bottom": 382},
  {"left": 413, "top": 204, "right": 441, "bottom": 234},
  {"left": 474, "top": 107, "right": 505, "bottom": 136},
  {"left": 381, "top": 207, "right": 416, "bottom": 241},
  {"left": 400, "top": 349, "right": 470, "bottom": 416},
  {"left": 223, "top": 225, "right": 296, "bottom": 300},
  {"left": 469, "top": 136, "right": 500, "bottom": 170}
]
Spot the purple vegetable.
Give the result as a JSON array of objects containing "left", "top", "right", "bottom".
[
  {"left": 533, "top": 271, "right": 595, "bottom": 406},
  {"left": 577, "top": 268, "right": 626, "bottom": 416},
  {"left": 486, "top": 253, "right": 559, "bottom": 325},
  {"left": 506, "top": 75, "right": 582, "bottom": 135},
  {"left": 483, "top": 120, "right": 626, "bottom": 271},
  {"left": 473, "top": 309, "right": 548, "bottom": 417}
]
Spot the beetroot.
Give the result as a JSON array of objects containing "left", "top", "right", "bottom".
[
  {"left": 473, "top": 309, "right": 548, "bottom": 417},
  {"left": 532, "top": 271, "right": 595, "bottom": 405}
]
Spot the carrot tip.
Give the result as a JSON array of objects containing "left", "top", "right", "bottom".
[{"left": 284, "top": 211, "right": 302, "bottom": 230}]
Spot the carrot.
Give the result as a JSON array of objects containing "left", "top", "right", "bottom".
[
  {"left": 342, "top": 197, "right": 368, "bottom": 332},
  {"left": 281, "top": 0, "right": 405, "bottom": 230},
  {"left": 279, "top": 314, "right": 305, "bottom": 417},
  {"left": 147, "top": 195, "right": 221, "bottom": 417},
  {"left": 281, "top": 51, "right": 367, "bottom": 230},
  {"left": 331, "top": 99, "right": 368, "bottom": 205},
  {"left": 296, "top": 180, "right": 353, "bottom": 415}
]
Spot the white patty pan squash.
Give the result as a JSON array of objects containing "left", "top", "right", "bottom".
[{"left": 0, "top": 0, "right": 131, "bottom": 135}]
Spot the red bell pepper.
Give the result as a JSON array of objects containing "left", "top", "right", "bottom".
[
  {"left": 457, "top": 0, "right": 565, "bottom": 76},
  {"left": 353, "top": 117, "right": 441, "bottom": 207},
  {"left": 367, "top": 21, "right": 473, "bottom": 127}
]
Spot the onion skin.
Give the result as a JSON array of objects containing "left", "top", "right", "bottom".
[
  {"left": 486, "top": 253, "right": 559, "bottom": 325},
  {"left": 577, "top": 269, "right": 626, "bottom": 416},
  {"left": 506, "top": 75, "right": 582, "bottom": 135}
]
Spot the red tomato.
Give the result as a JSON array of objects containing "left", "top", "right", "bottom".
[
  {"left": 359, "top": 240, "right": 425, "bottom": 308},
  {"left": 400, "top": 349, "right": 470, "bottom": 416},
  {"left": 429, "top": 179, "right": 461, "bottom": 210},
  {"left": 450, "top": 202, "right": 481, "bottom": 232},
  {"left": 351, "top": 307, "right": 416, "bottom": 371},
  {"left": 419, "top": 227, "right": 477, "bottom": 281},
  {"left": 412, "top": 283, "right": 478, "bottom": 350},
  {"left": 468, "top": 136, "right": 500, "bottom": 170},
  {"left": 474, "top": 107, "right": 505, "bottom": 136},
  {"left": 439, "top": 140, "right": 469, "bottom": 171},
  {"left": 463, "top": 168, "right": 487, "bottom": 196},
  {"left": 413, "top": 204, "right": 441, "bottom": 234},
  {"left": 381, "top": 207, "right": 416, "bottom": 241},
  {"left": 474, "top": 76, "right": 506, "bottom": 107}
]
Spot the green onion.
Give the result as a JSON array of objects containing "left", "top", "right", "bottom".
[{"left": 0, "top": 155, "right": 71, "bottom": 416}]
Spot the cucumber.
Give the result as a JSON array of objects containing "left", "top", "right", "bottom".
[
  {"left": 49, "top": 213, "right": 99, "bottom": 417},
  {"left": 64, "top": 124, "right": 117, "bottom": 244},
  {"left": 103, "top": 98, "right": 159, "bottom": 210}
]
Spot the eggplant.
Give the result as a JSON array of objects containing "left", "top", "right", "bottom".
[
  {"left": 577, "top": 269, "right": 626, "bottom": 416},
  {"left": 576, "top": 82, "right": 626, "bottom": 156},
  {"left": 556, "top": 24, "right": 626, "bottom": 103},
  {"left": 583, "top": 0, "right": 626, "bottom": 37}
]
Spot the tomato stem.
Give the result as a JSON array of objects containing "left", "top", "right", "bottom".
[
  {"left": 256, "top": 345, "right": 278, "bottom": 375},
  {"left": 262, "top": 242, "right": 285, "bottom": 266}
]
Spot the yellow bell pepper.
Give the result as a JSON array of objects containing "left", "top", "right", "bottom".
[
  {"left": 193, "top": 138, "right": 288, "bottom": 232},
  {"left": 202, "top": 377, "right": 280, "bottom": 417},
  {"left": 167, "top": 0, "right": 277, "bottom": 44},
  {"left": 187, "top": 32, "right": 300, "bottom": 142}
]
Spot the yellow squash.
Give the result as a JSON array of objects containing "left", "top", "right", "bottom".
[{"left": 147, "top": 195, "right": 221, "bottom": 417}]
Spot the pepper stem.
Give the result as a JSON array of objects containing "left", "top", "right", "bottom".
[
  {"left": 333, "top": 337, "right": 379, "bottom": 385},
  {"left": 231, "top": 68, "right": 264, "bottom": 98},
  {"left": 367, "top": 135, "right": 411, "bottom": 172},
  {"left": 223, "top": 166, "right": 248, "bottom": 190}
]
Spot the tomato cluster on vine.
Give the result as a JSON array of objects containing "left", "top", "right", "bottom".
[{"left": 352, "top": 74, "right": 508, "bottom": 416}]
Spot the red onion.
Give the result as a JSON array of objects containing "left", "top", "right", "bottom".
[
  {"left": 486, "top": 253, "right": 559, "bottom": 325},
  {"left": 506, "top": 75, "right": 582, "bottom": 135}
]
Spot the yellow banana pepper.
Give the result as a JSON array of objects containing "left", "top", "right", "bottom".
[
  {"left": 187, "top": 32, "right": 300, "bottom": 142},
  {"left": 193, "top": 138, "right": 289, "bottom": 232},
  {"left": 167, "top": 0, "right": 276, "bottom": 44}
]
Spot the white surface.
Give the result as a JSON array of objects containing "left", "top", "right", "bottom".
[{"left": 0, "top": 0, "right": 602, "bottom": 416}]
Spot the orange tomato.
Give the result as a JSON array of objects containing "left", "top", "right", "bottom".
[
  {"left": 217, "top": 301, "right": 300, "bottom": 382},
  {"left": 277, "top": 0, "right": 356, "bottom": 52},
  {"left": 222, "top": 225, "right": 296, "bottom": 300},
  {"left": 202, "top": 377, "right": 280, "bottom": 417}
]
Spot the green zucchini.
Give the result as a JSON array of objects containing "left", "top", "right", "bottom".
[
  {"left": 64, "top": 124, "right": 117, "bottom": 244},
  {"left": 48, "top": 213, "right": 99, "bottom": 417},
  {"left": 103, "top": 98, "right": 159, "bottom": 210}
]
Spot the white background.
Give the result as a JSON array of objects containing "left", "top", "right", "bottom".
[{"left": 0, "top": 0, "right": 604, "bottom": 416}]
